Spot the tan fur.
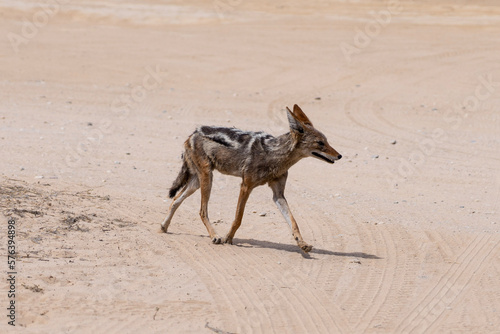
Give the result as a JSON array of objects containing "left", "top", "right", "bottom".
[{"left": 161, "top": 104, "right": 342, "bottom": 253}]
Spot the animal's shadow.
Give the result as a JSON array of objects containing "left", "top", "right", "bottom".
[
  {"left": 167, "top": 231, "right": 381, "bottom": 260},
  {"left": 234, "top": 238, "right": 382, "bottom": 260}
]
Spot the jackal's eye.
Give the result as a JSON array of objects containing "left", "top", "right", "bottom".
[{"left": 317, "top": 141, "right": 325, "bottom": 147}]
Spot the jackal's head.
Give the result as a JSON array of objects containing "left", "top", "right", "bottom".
[{"left": 286, "top": 104, "right": 342, "bottom": 164}]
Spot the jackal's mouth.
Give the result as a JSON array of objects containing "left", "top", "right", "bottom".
[{"left": 312, "top": 152, "right": 335, "bottom": 164}]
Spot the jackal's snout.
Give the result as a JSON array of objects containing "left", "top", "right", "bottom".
[
  {"left": 311, "top": 143, "right": 342, "bottom": 164},
  {"left": 330, "top": 146, "right": 342, "bottom": 161},
  {"left": 329, "top": 143, "right": 342, "bottom": 160}
]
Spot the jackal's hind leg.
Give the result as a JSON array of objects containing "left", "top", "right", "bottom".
[
  {"left": 269, "top": 175, "right": 313, "bottom": 253},
  {"left": 198, "top": 170, "right": 222, "bottom": 244},
  {"left": 161, "top": 176, "right": 199, "bottom": 233}
]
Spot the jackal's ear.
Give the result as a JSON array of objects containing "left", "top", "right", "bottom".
[
  {"left": 286, "top": 106, "right": 304, "bottom": 135},
  {"left": 293, "top": 104, "right": 313, "bottom": 126}
]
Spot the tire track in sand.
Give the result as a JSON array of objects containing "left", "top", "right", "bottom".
[
  {"left": 334, "top": 221, "right": 387, "bottom": 330},
  {"left": 168, "top": 231, "right": 265, "bottom": 333},
  {"left": 364, "top": 227, "right": 421, "bottom": 331},
  {"left": 167, "top": 219, "right": 328, "bottom": 333},
  {"left": 396, "top": 233, "right": 499, "bottom": 333},
  {"left": 426, "top": 241, "right": 500, "bottom": 332},
  {"left": 168, "top": 224, "right": 351, "bottom": 333},
  {"left": 352, "top": 225, "right": 396, "bottom": 332}
]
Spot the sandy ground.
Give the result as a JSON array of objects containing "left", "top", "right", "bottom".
[{"left": 1, "top": 1, "right": 500, "bottom": 333}]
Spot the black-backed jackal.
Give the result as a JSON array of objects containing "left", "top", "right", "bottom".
[{"left": 161, "top": 104, "right": 342, "bottom": 253}]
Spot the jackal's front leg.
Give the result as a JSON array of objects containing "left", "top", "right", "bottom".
[{"left": 269, "top": 174, "right": 312, "bottom": 253}]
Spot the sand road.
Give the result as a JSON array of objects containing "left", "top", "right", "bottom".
[{"left": 1, "top": 1, "right": 499, "bottom": 333}]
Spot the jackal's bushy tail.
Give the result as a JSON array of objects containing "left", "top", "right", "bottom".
[{"left": 169, "top": 156, "right": 189, "bottom": 198}]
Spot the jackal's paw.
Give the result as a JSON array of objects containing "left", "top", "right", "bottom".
[
  {"left": 160, "top": 225, "right": 168, "bottom": 233},
  {"left": 212, "top": 236, "right": 222, "bottom": 244},
  {"left": 299, "top": 242, "right": 313, "bottom": 253},
  {"left": 222, "top": 236, "right": 233, "bottom": 245}
]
